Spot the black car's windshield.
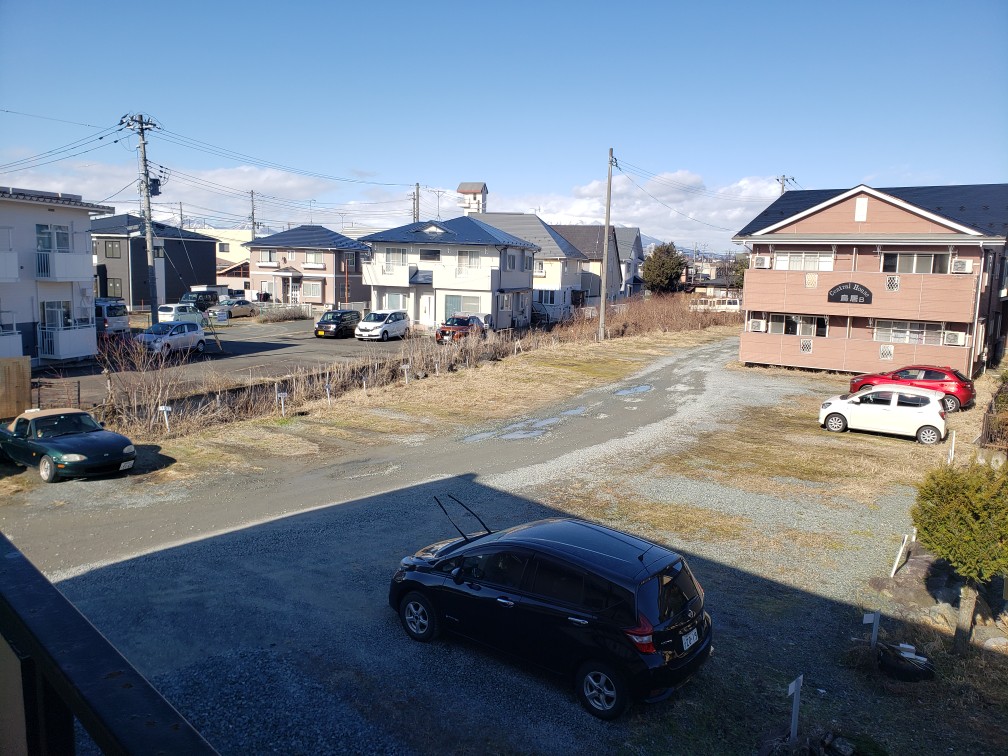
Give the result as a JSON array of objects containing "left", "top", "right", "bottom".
[
  {"left": 319, "top": 312, "right": 339, "bottom": 323},
  {"left": 638, "top": 560, "right": 699, "bottom": 625}
]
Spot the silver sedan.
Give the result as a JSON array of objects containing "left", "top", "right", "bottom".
[{"left": 208, "top": 298, "right": 257, "bottom": 319}]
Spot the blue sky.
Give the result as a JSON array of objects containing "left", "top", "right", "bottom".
[{"left": 1, "top": 0, "right": 1006, "bottom": 251}]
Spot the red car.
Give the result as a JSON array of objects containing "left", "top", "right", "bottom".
[
  {"left": 849, "top": 365, "right": 975, "bottom": 412},
  {"left": 435, "top": 315, "right": 487, "bottom": 344}
]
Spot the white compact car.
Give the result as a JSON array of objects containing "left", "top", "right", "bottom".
[
  {"left": 135, "top": 321, "right": 207, "bottom": 356},
  {"left": 819, "top": 384, "right": 947, "bottom": 444},
  {"left": 157, "top": 303, "right": 207, "bottom": 326},
  {"left": 355, "top": 310, "right": 410, "bottom": 341}
]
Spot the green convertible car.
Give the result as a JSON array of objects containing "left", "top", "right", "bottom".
[{"left": 0, "top": 408, "right": 136, "bottom": 483}]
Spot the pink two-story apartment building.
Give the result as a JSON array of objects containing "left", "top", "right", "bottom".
[{"left": 734, "top": 184, "right": 1008, "bottom": 377}]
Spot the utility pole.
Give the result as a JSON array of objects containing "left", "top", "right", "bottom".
[
  {"left": 250, "top": 190, "right": 257, "bottom": 240},
  {"left": 123, "top": 114, "right": 161, "bottom": 324},
  {"left": 776, "top": 175, "right": 794, "bottom": 195},
  {"left": 599, "top": 147, "right": 614, "bottom": 342},
  {"left": 178, "top": 202, "right": 183, "bottom": 229},
  {"left": 414, "top": 183, "right": 420, "bottom": 222}
]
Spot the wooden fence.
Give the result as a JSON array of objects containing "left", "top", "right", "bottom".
[{"left": 0, "top": 357, "right": 31, "bottom": 420}]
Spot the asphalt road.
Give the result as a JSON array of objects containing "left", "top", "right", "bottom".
[
  {"left": 32, "top": 318, "right": 413, "bottom": 408},
  {"left": 0, "top": 336, "right": 940, "bottom": 754}
]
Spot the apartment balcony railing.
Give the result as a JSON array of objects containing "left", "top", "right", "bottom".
[
  {"left": 35, "top": 251, "right": 94, "bottom": 282},
  {"left": 0, "top": 250, "right": 18, "bottom": 282},
  {"left": 742, "top": 269, "right": 977, "bottom": 322},
  {"left": 362, "top": 262, "right": 411, "bottom": 288},
  {"left": 0, "top": 532, "right": 216, "bottom": 754},
  {"left": 36, "top": 322, "right": 97, "bottom": 360}
]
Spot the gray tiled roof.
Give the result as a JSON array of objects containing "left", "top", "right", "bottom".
[
  {"left": 613, "top": 227, "right": 643, "bottom": 263},
  {"left": 550, "top": 224, "right": 619, "bottom": 261},
  {"left": 243, "top": 224, "right": 370, "bottom": 250},
  {"left": 360, "top": 216, "right": 539, "bottom": 251},
  {"left": 471, "top": 213, "right": 586, "bottom": 260},
  {"left": 735, "top": 183, "right": 1008, "bottom": 238},
  {"left": 91, "top": 213, "right": 217, "bottom": 242}
]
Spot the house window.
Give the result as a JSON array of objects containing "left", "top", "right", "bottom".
[
  {"left": 772, "top": 252, "right": 833, "bottom": 271},
  {"left": 444, "top": 294, "right": 481, "bottom": 316},
  {"left": 457, "top": 250, "right": 480, "bottom": 269},
  {"left": 154, "top": 245, "right": 164, "bottom": 258},
  {"left": 40, "top": 300, "right": 72, "bottom": 328},
  {"left": 536, "top": 290, "right": 556, "bottom": 305},
  {"left": 219, "top": 242, "right": 230, "bottom": 254},
  {"left": 768, "top": 313, "right": 828, "bottom": 337},
  {"left": 260, "top": 281, "right": 274, "bottom": 296},
  {"left": 285, "top": 251, "right": 296, "bottom": 263},
  {"left": 882, "top": 253, "right": 950, "bottom": 274},
  {"left": 419, "top": 249, "right": 441, "bottom": 262},
  {"left": 384, "top": 247, "right": 407, "bottom": 266},
  {"left": 304, "top": 251, "right": 323, "bottom": 265},
  {"left": 386, "top": 292, "right": 406, "bottom": 309},
  {"left": 36, "top": 224, "right": 71, "bottom": 254},
  {"left": 525, "top": 254, "right": 533, "bottom": 271},
  {"left": 107, "top": 278, "right": 123, "bottom": 298},
  {"left": 874, "top": 320, "right": 942, "bottom": 345},
  {"left": 303, "top": 281, "right": 322, "bottom": 299},
  {"left": 500, "top": 293, "right": 513, "bottom": 310},
  {"left": 534, "top": 260, "right": 545, "bottom": 276},
  {"left": 344, "top": 252, "right": 356, "bottom": 272},
  {"left": 260, "top": 249, "right": 279, "bottom": 263},
  {"left": 506, "top": 253, "right": 516, "bottom": 271},
  {"left": 104, "top": 240, "right": 121, "bottom": 259}
]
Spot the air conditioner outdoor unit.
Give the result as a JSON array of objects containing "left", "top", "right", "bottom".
[
  {"left": 943, "top": 331, "right": 967, "bottom": 346},
  {"left": 951, "top": 259, "right": 973, "bottom": 274},
  {"left": 753, "top": 256, "right": 771, "bottom": 269},
  {"left": 749, "top": 319, "right": 767, "bottom": 332}
]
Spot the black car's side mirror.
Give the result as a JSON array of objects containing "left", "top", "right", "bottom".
[{"left": 451, "top": 567, "right": 464, "bottom": 585}]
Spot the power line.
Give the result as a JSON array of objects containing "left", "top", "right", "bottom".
[
  {"left": 618, "top": 160, "right": 774, "bottom": 204},
  {"left": 616, "top": 163, "right": 735, "bottom": 232}
]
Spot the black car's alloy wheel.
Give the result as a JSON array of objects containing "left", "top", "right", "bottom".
[
  {"left": 399, "top": 591, "right": 439, "bottom": 642},
  {"left": 575, "top": 661, "right": 628, "bottom": 720}
]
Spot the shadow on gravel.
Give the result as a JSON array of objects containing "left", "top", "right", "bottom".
[
  {"left": 133, "top": 445, "right": 176, "bottom": 474},
  {"left": 53, "top": 475, "right": 1006, "bottom": 756}
]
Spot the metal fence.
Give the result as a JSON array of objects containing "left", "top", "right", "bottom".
[{"left": 979, "top": 383, "right": 1008, "bottom": 450}]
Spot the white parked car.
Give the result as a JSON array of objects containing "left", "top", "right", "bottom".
[
  {"left": 157, "top": 303, "right": 207, "bottom": 326},
  {"left": 135, "top": 321, "right": 207, "bottom": 357},
  {"left": 355, "top": 310, "right": 410, "bottom": 341},
  {"left": 818, "top": 384, "right": 947, "bottom": 445}
]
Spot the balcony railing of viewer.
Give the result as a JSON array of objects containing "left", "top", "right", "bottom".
[{"left": 0, "top": 532, "right": 216, "bottom": 754}]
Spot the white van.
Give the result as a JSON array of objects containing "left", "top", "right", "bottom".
[
  {"left": 157, "top": 303, "right": 208, "bottom": 326},
  {"left": 95, "top": 297, "right": 130, "bottom": 338}
]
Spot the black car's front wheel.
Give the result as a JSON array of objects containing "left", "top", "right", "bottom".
[
  {"left": 39, "top": 455, "right": 58, "bottom": 483},
  {"left": 575, "top": 661, "right": 629, "bottom": 720},
  {"left": 398, "top": 591, "right": 439, "bottom": 642}
]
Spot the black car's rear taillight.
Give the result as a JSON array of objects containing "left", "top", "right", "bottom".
[{"left": 623, "top": 614, "right": 656, "bottom": 654}]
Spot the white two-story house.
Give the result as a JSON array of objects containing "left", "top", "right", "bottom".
[
  {"left": 471, "top": 212, "right": 584, "bottom": 322},
  {"left": 360, "top": 216, "right": 539, "bottom": 331},
  {"left": 0, "top": 186, "right": 113, "bottom": 363}
]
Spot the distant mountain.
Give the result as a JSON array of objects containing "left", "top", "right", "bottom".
[{"left": 641, "top": 233, "right": 665, "bottom": 250}]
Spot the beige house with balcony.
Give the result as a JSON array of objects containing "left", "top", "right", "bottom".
[
  {"left": 0, "top": 187, "right": 113, "bottom": 364},
  {"left": 245, "top": 225, "right": 371, "bottom": 307},
  {"left": 734, "top": 183, "right": 1008, "bottom": 376},
  {"left": 359, "top": 216, "right": 539, "bottom": 331},
  {"left": 471, "top": 212, "right": 585, "bottom": 323}
]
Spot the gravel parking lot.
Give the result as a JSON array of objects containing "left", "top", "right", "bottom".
[{"left": 2, "top": 333, "right": 1004, "bottom": 754}]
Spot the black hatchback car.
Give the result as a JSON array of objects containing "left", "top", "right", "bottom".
[
  {"left": 314, "top": 309, "right": 361, "bottom": 338},
  {"left": 389, "top": 517, "right": 712, "bottom": 719}
]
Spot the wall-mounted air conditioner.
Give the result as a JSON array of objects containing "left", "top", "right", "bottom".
[
  {"left": 753, "top": 256, "right": 771, "bottom": 269},
  {"left": 951, "top": 259, "right": 973, "bottom": 274},
  {"left": 943, "top": 331, "right": 967, "bottom": 346},
  {"left": 749, "top": 319, "right": 767, "bottom": 332}
]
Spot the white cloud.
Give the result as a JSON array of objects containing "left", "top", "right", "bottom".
[{"left": 5, "top": 159, "right": 779, "bottom": 250}]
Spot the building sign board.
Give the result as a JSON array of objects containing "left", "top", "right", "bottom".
[{"left": 827, "top": 282, "right": 872, "bottom": 305}]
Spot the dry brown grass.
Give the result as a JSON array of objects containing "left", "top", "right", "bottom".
[{"left": 656, "top": 392, "right": 951, "bottom": 506}]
